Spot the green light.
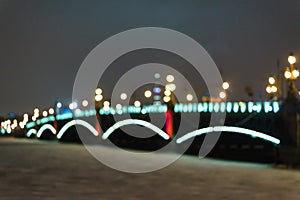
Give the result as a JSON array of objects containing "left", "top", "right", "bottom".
[
  {"left": 36, "top": 116, "right": 55, "bottom": 125},
  {"left": 174, "top": 104, "right": 181, "bottom": 112},
  {"left": 84, "top": 109, "right": 96, "bottom": 117},
  {"left": 127, "top": 106, "right": 141, "bottom": 114},
  {"left": 197, "top": 103, "right": 203, "bottom": 112},
  {"left": 182, "top": 104, "right": 188, "bottom": 112},
  {"left": 203, "top": 102, "right": 208, "bottom": 112},
  {"left": 253, "top": 103, "right": 262, "bottom": 113},
  {"left": 273, "top": 102, "right": 280, "bottom": 113},
  {"left": 208, "top": 103, "right": 213, "bottom": 112},
  {"left": 233, "top": 102, "right": 239, "bottom": 113},
  {"left": 192, "top": 103, "right": 198, "bottom": 112},
  {"left": 248, "top": 102, "right": 254, "bottom": 113},
  {"left": 188, "top": 103, "right": 193, "bottom": 113},
  {"left": 153, "top": 96, "right": 161, "bottom": 101},
  {"left": 56, "top": 113, "right": 73, "bottom": 121},
  {"left": 264, "top": 102, "right": 271, "bottom": 113},
  {"left": 240, "top": 102, "right": 246, "bottom": 113},
  {"left": 26, "top": 121, "right": 36, "bottom": 129},
  {"left": 220, "top": 102, "right": 226, "bottom": 112},
  {"left": 213, "top": 103, "right": 219, "bottom": 112},
  {"left": 226, "top": 102, "right": 232, "bottom": 113}
]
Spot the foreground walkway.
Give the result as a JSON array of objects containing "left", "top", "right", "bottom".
[{"left": 0, "top": 138, "right": 300, "bottom": 199}]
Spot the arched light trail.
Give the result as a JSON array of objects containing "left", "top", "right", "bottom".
[
  {"left": 176, "top": 126, "right": 280, "bottom": 145},
  {"left": 36, "top": 124, "right": 57, "bottom": 138},
  {"left": 26, "top": 129, "right": 37, "bottom": 137},
  {"left": 102, "top": 119, "right": 170, "bottom": 140},
  {"left": 56, "top": 119, "right": 99, "bottom": 139}
]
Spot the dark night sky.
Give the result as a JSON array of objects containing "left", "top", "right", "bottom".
[{"left": 1, "top": 0, "right": 300, "bottom": 115}]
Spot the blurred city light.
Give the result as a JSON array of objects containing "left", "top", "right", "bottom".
[
  {"left": 222, "top": 82, "right": 230, "bottom": 90},
  {"left": 95, "top": 88, "right": 102, "bottom": 95},
  {"left": 103, "top": 101, "right": 110, "bottom": 107},
  {"left": 284, "top": 70, "right": 292, "bottom": 79},
  {"left": 134, "top": 100, "right": 141, "bottom": 107},
  {"left": 164, "top": 90, "right": 171, "bottom": 96},
  {"left": 82, "top": 99, "right": 89, "bottom": 107},
  {"left": 288, "top": 54, "right": 296, "bottom": 65},
  {"left": 153, "top": 87, "right": 161, "bottom": 94},
  {"left": 163, "top": 96, "right": 171, "bottom": 102},
  {"left": 144, "top": 90, "right": 152, "bottom": 98},
  {"left": 271, "top": 85, "right": 278, "bottom": 93},
  {"left": 186, "top": 94, "right": 193, "bottom": 101},
  {"left": 165, "top": 83, "right": 176, "bottom": 91},
  {"left": 292, "top": 69, "right": 300, "bottom": 78},
  {"left": 268, "top": 77, "right": 275, "bottom": 85},
  {"left": 49, "top": 108, "right": 54, "bottom": 115},
  {"left": 266, "top": 86, "right": 272, "bottom": 94},
  {"left": 95, "top": 94, "right": 103, "bottom": 102},
  {"left": 42, "top": 111, "right": 48, "bottom": 117},
  {"left": 154, "top": 73, "right": 161, "bottom": 79},
  {"left": 166, "top": 74, "right": 175, "bottom": 82},
  {"left": 56, "top": 102, "right": 62, "bottom": 108},
  {"left": 219, "top": 91, "right": 226, "bottom": 99},
  {"left": 120, "top": 93, "right": 127, "bottom": 100},
  {"left": 69, "top": 102, "right": 78, "bottom": 110}
]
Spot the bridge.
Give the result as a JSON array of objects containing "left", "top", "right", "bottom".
[{"left": 0, "top": 101, "right": 285, "bottom": 163}]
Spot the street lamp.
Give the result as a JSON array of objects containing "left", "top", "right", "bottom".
[
  {"left": 103, "top": 101, "right": 110, "bottom": 107},
  {"left": 42, "top": 111, "right": 48, "bottom": 117},
  {"left": 48, "top": 108, "right": 55, "bottom": 115},
  {"left": 222, "top": 82, "right": 230, "bottom": 90},
  {"left": 144, "top": 90, "right": 152, "bottom": 98},
  {"left": 164, "top": 90, "right": 171, "bottom": 96},
  {"left": 219, "top": 91, "right": 226, "bottom": 99},
  {"left": 266, "top": 85, "right": 278, "bottom": 95},
  {"left": 288, "top": 54, "right": 296, "bottom": 65},
  {"left": 95, "top": 88, "right": 103, "bottom": 111},
  {"left": 166, "top": 74, "right": 175, "bottom": 82},
  {"left": 268, "top": 77, "right": 276, "bottom": 85},
  {"left": 134, "top": 100, "right": 141, "bottom": 107},
  {"left": 165, "top": 83, "right": 176, "bottom": 91},
  {"left": 69, "top": 102, "right": 78, "bottom": 110},
  {"left": 95, "top": 88, "right": 103, "bottom": 102},
  {"left": 82, "top": 99, "right": 89, "bottom": 107},
  {"left": 163, "top": 96, "right": 171, "bottom": 103},
  {"left": 220, "top": 81, "right": 230, "bottom": 101},
  {"left": 95, "top": 88, "right": 102, "bottom": 95},
  {"left": 284, "top": 53, "right": 299, "bottom": 99},
  {"left": 186, "top": 94, "right": 193, "bottom": 102},
  {"left": 266, "top": 76, "right": 278, "bottom": 100},
  {"left": 120, "top": 93, "right": 127, "bottom": 100}
]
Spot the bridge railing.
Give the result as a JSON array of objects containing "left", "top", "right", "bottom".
[{"left": 22, "top": 101, "right": 280, "bottom": 129}]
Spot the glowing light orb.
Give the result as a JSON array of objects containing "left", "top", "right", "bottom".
[
  {"left": 82, "top": 99, "right": 89, "bottom": 107},
  {"left": 134, "top": 100, "right": 141, "bottom": 107},
  {"left": 166, "top": 74, "right": 175, "bottom": 82},
  {"left": 144, "top": 90, "right": 152, "bottom": 98},
  {"left": 120, "top": 93, "right": 127, "bottom": 100},
  {"left": 186, "top": 94, "right": 193, "bottom": 101}
]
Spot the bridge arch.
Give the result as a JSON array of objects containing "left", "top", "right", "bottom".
[
  {"left": 102, "top": 119, "right": 170, "bottom": 140},
  {"left": 176, "top": 126, "right": 280, "bottom": 145},
  {"left": 56, "top": 119, "right": 99, "bottom": 139},
  {"left": 36, "top": 124, "right": 57, "bottom": 138},
  {"left": 26, "top": 129, "right": 37, "bottom": 137}
]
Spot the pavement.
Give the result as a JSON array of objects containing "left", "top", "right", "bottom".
[{"left": 1, "top": 138, "right": 300, "bottom": 200}]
